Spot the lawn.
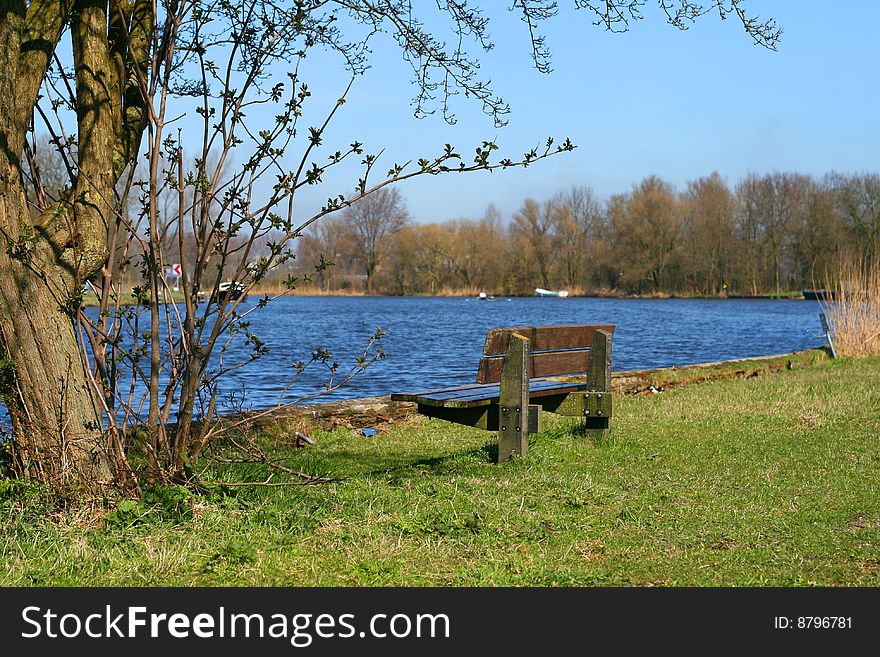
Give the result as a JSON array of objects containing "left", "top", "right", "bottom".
[{"left": 2, "top": 356, "right": 879, "bottom": 586}]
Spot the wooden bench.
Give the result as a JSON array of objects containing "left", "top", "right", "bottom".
[{"left": 391, "top": 324, "right": 614, "bottom": 463}]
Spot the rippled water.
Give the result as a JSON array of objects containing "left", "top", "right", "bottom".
[
  {"left": 1, "top": 296, "right": 826, "bottom": 424},
  {"left": 196, "top": 295, "right": 825, "bottom": 409}
]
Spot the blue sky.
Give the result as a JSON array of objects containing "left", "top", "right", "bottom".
[
  {"left": 278, "top": 1, "right": 878, "bottom": 225},
  {"left": 151, "top": 1, "right": 874, "bottom": 227}
]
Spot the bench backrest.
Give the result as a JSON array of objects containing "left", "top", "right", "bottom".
[{"left": 476, "top": 324, "right": 615, "bottom": 384}]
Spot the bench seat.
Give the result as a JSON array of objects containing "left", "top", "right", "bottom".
[{"left": 392, "top": 376, "right": 588, "bottom": 408}]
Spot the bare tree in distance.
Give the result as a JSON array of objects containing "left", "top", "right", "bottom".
[
  {"left": 299, "top": 214, "right": 356, "bottom": 292},
  {"left": 612, "top": 176, "right": 683, "bottom": 292},
  {"left": 345, "top": 188, "right": 410, "bottom": 292},
  {"left": 511, "top": 198, "right": 556, "bottom": 290},
  {"left": 552, "top": 186, "right": 604, "bottom": 288},
  {"left": 682, "top": 172, "right": 736, "bottom": 296},
  {"left": 829, "top": 173, "right": 880, "bottom": 265}
]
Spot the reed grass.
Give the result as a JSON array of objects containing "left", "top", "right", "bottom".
[
  {"left": 822, "top": 258, "right": 880, "bottom": 357},
  {"left": 250, "top": 282, "right": 370, "bottom": 296},
  {"left": 434, "top": 285, "right": 482, "bottom": 297}
]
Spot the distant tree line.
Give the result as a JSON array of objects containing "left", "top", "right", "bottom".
[
  {"left": 294, "top": 172, "right": 880, "bottom": 296},
  {"left": 37, "top": 144, "right": 873, "bottom": 300}
]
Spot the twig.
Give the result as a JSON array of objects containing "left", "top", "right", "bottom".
[
  {"left": 206, "top": 477, "right": 335, "bottom": 487},
  {"left": 211, "top": 454, "right": 314, "bottom": 481}
]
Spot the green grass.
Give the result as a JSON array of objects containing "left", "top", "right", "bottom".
[{"left": 2, "top": 356, "right": 879, "bottom": 586}]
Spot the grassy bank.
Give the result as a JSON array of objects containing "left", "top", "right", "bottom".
[
  {"left": 2, "top": 355, "right": 878, "bottom": 586},
  {"left": 248, "top": 287, "right": 809, "bottom": 299}
]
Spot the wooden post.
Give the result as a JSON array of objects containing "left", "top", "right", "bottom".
[
  {"left": 498, "top": 333, "right": 530, "bottom": 463},
  {"left": 819, "top": 312, "right": 837, "bottom": 359},
  {"left": 584, "top": 329, "right": 612, "bottom": 437}
]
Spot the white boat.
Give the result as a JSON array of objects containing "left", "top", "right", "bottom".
[
  {"left": 470, "top": 291, "right": 503, "bottom": 301},
  {"left": 212, "top": 281, "right": 246, "bottom": 304},
  {"left": 535, "top": 288, "right": 569, "bottom": 298}
]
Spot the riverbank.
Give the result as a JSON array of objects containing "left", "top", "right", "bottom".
[
  {"left": 5, "top": 348, "right": 877, "bottom": 586},
  {"left": 78, "top": 288, "right": 812, "bottom": 306},
  {"left": 264, "top": 288, "right": 809, "bottom": 300}
]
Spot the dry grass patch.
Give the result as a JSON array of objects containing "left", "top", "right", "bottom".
[{"left": 822, "top": 258, "right": 880, "bottom": 357}]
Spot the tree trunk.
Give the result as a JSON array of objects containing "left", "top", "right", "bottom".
[
  {"left": 0, "top": 187, "right": 113, "bottom": 489},
  {"left": 0, "top": 0, "right": 138, "bottom": 490},
  {"left": 365, "top": 262, "right": 375, "bottom": 292}
]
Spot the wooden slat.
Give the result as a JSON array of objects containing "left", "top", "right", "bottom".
[
  {"left": 395, "top": 393, "right": 493, "bottom": 409},
  {"left": 408, "top": 378, "right": 582, "bottom": 402},
  {"left": 436, "top": 378, "right": 577, "bottom": 402},
  {"left": 477, "top": 348, "right": 591, "bottom": 384},
  {"left": 393, "top": 378, "right": 588, "bottom": 408},
  {"left": 482, "top": 324, "right": 615, "bottom": 356},
  {"left": 391, "top": 381, "right": 497, "bottom": 402}
]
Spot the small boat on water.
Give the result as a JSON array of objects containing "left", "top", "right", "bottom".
[
  {"left": 535, "top": 288, "right": 569, "bottom": 298},
  {"left": 803, "top": 289, "right": 836, "bottom": 301},
  {"left": 468, "top": 292, "right": 510, "bottom": 302},
  {"left": 212, "top": 281, "right": 246, "bottom": 304}
]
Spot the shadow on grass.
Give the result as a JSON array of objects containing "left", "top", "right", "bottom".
[
  {"left": 303, "top": 425, "right": 614, "bottom": 482},
  {"left": 246, "top": 415, "right": 615, "bottom": 485},
  {"left": 303, "top": 443, "right": 499, "bottom": 481}
]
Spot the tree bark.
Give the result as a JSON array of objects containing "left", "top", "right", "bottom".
[
  {"left": 0, "top": 2, "right": 116, "bottom": 488},
  {"left": 0, "top": 187, "right": 113, "bottom": 488}
]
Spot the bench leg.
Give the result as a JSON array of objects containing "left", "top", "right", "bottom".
[
  {"left": 584, "top": 328, "right": 613, "bottom": 439},
  {"left": 582, "top": 416, "right": 611, "bottom": 437},
  {"left": 498, "top": 333, "right": 530, "bottom": 463}
]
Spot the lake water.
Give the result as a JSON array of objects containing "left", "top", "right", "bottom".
[
  {"left": 192, "top": 295, "right": 826, "bottom": 410},
  {"left": 0, "top": 296, "right": 827, "bottom": 425}
]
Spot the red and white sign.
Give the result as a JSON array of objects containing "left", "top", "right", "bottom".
[{"left": 172, "top": 263, "right": 182, "bottom": 277}]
